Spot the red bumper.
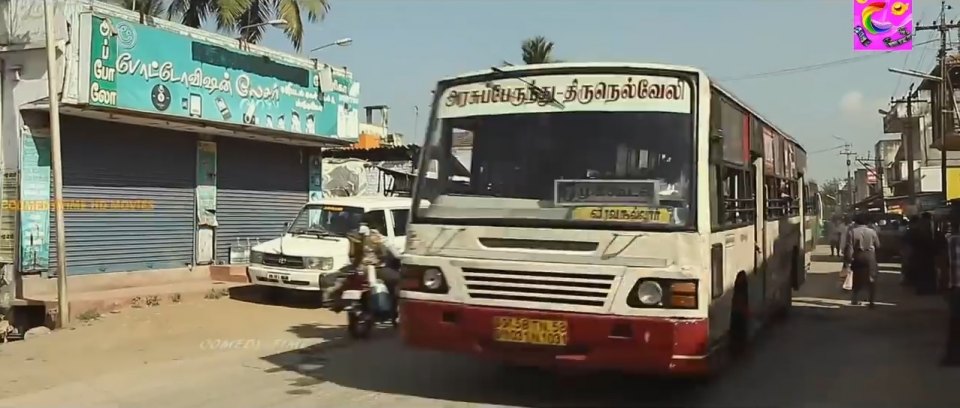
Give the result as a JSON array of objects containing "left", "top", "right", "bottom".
[{"left": 400, "top": 300, "right": 714, "bottom": 376}]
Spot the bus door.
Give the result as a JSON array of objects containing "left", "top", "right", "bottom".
[
  {"left": 796, "top": 176, "right": 808, "bottom": 288},
  {"left": 754, "top": 158, "right": 766, "bottom": 300}
]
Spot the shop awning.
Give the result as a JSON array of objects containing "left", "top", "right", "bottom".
[{"left": 20, "top": 101, "right": 352, "bottom": 148}]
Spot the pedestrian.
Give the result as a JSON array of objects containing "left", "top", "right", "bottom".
[
  {"left": 912, "top": 212, "right": 938, "bottom": 295},
  {"left": 844, "top": 213, "right": 881, "bottom": 308},
  {"left": 941, "top": 205, "right": 960, "bottom": 367},
  {"left": 828, "top": 218, "right": 843, "bottom": 257},
  {"left": 902, "top": 215, "right": 920, "bottom": 286}
]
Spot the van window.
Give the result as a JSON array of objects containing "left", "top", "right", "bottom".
[
  {"left": 363, "top": 210, "right": 388, "bottom": 235},
  {"left": 392, "top": 209, "right": 410, "bottom": 236}
]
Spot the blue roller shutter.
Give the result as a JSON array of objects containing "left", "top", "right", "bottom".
[
  {"left": 215, "top": 138, "right": 307, "bottom": 262},
  {"left": 50, "top": 117, "right": 196, "bottom": 275}
]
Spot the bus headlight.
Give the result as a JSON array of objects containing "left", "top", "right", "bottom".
[
  {"left": 636, "top": 281, "right": 663, "bottom": 306},
  {"left": 422, "top": 268, "right": 444, "bottom": 290},
  {"left": 627, "top": 279, "right": 698, "bottom": 309},
  {"left": 400, "top": 265, "right": 449, "bottom": 294},
  {"left": 304, "top": 257, "right": 334, "bottom": 270}
]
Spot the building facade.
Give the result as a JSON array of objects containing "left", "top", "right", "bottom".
[{"left": 0, "top": 0, "right": 360, "bottom": 296}]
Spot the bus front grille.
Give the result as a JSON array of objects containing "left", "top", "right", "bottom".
[{"left": 461, "top": 267, "right": 615, "bottom": 307}]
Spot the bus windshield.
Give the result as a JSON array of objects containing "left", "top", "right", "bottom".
[{"left": 413, "top": 71, "right": 696, "bottom": 229}]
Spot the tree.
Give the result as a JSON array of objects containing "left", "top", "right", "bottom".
[
  {"left": 108, "top": 0, "right": 165, "bottom": 20},
  {"left": 521, "top": 36, "right": 556, "bottom": 64},
  {"left": 166, "top": 0, "right": 330, "bottom": 51}
]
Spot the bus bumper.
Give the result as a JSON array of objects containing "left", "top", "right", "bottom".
[{"left": 400, "top": 300, "right": 713, "bottom": 376}]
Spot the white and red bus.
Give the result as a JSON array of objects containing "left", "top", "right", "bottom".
[{"left": 399, "top": 62, "right": 812, "bottom": 377}]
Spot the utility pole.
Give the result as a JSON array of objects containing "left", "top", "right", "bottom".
[
  {"left": 917, "top": 1, "right": 960, "bottom": 206},
  {"left": 840, "top": 144, "right": 857, "bottom": 211},
  {"left": 891, "top": 84, "right": 924, "bottom": 210},
  {"left": 43, "top": 0, "right": 68, "bottom": 328}
]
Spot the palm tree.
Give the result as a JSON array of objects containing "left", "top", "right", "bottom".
[
  {"left": 108, "top": 0, "right": 165, "bottom": 21},
  {"left": 521, "top": 36, "right": 555, "bottom": 64},
  {"left": 166, "top": 0, "right": 330, "bottom": 51}
]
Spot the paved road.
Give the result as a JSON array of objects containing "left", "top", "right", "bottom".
[{"left": 2, "top": 249, "right": 960, "bottom": 408}]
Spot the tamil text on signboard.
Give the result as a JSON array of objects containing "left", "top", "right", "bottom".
[
  {"left": 87, "top": 15, "right": 360, "bottom": 138},
  {"left": 554, "top": 179, "right": 660, "bottom": 207},
  {"left": 439, "top": 74, "right": 691, "bottom": 118}
]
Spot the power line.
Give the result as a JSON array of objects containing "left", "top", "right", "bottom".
[
  {"left": 894, "top": 10, "right": 932, "bottom": 96},
  {"left": 720, "top": 39, "right": 939, "bottom": 82},
  {"left": 809, "top": 144, "right": 847, "bottom": 155}
]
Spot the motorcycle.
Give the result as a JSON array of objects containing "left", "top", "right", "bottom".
[{"left": 340, "top": 263, "right": 400, "bottom": 339}]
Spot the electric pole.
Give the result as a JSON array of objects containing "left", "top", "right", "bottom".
[
  {"left": 840, "top": 144, "right": 857, "bottom": 211},
  {"left": 917, "top": 0, "right": 960, "bottom": 206},
  {"left": 891, "top": 84, "right": 924, "bottom": 210}
]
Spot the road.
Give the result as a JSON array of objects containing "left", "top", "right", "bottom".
[{"left": 2, "top": 248, "right": 960, "bottom": 408}]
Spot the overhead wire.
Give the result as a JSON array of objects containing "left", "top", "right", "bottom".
[
  {"left": 893, "top": 10, "right": 930, "bottom": 96},
  {"left": 809, "top": 144, "right": 848, "bottom": 155},
  {"left": 720, "top": 39, "right": 939, "bottom": 82}
]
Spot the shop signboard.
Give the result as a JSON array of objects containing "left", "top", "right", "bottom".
[
  {"left": 19, "top": 131, "right": 50, "bottom": 272},
  {"left": 84, "top": 15, "right": 360, "bottom": 139},
  {"left": 0, "top": 171, "right": 17, "bottom": 263}
]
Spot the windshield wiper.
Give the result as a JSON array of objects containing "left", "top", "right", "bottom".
[
  {"left": 490, "top": 65, "right": 565, "bottom": 110},
  {"left": 295, "top": 228, "right": 341, "bottom": 241},
  {"left": 291, "top": 227, "right": 336, "bottom": 238}
]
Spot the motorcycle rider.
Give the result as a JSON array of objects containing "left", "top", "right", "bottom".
[{"left": 326, "top": 223, "right": 401, "bottom": 314}]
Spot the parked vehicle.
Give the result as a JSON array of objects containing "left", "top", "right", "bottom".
[
  {"left": 246, "top": 196, "right": 418, "bottom": 301},
  {"left": 857, "top": 211, "right": 907, "bottom": 262}
]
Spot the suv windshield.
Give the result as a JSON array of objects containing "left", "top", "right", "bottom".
[
  {"left": 413, "top": 71, "right": 696, "bottom": 229},
  {"left": 287, "top": 205, "right": 365, "bottom": 236}
]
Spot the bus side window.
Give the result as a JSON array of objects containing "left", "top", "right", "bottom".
[{"left": 720, "top": 165, "right": 755, "bottom": 227}]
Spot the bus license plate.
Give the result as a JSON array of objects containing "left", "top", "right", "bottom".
[
  {"left": 267, "top": 273, "right": 288, "bottom": 281},
  {"left": 493, "top": 317, "right": 568, "bottom": 346}
]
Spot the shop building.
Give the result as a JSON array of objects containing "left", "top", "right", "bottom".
[{"left": 0, "top": 1, "right": 359, "bottom": 304}]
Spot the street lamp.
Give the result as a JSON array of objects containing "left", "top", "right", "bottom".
[
  {"left": 310, "top": 38, "right": 353, "bottom": 52},
  {"left": 237, "top": 19, "right": 289, "bottom": 40},
  {"left": 889, "top": 67, "right": 943, "bottom": 82}
]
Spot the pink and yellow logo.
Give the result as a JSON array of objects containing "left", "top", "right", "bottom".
[{"left": 854, "top": 0, "right": 913, "bottom": 51}]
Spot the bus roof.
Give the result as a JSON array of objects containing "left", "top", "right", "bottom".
[{"left": 436, "top": 62, "right": 805, "bottom": 153}]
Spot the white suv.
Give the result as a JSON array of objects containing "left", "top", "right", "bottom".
[{"left": 247, "top": 196, "right": 417, "bottom": 299}]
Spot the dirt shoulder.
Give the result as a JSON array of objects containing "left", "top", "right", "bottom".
[{"left": 0, "top": 294, "right": 343, "bottom": 398}]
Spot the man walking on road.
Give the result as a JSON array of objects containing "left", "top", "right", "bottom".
[
  {"left": 942, "top": 206, "right": 960, "bottom": 366},
  {"left": 910, "top": 212, "right": 938, "bottom": 295},
  {"left": 844, "top": 213, "right": 880, "bottom": 308}
]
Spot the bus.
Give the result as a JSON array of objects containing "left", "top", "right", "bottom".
[{"left": 399, "top": 62, "right": 812, "bottom": 377}]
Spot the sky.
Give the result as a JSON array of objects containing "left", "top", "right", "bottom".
[{"left": 247, "top": 0, "right": 948, "bottom": 183}]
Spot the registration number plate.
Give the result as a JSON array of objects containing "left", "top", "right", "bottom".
[
  {"left": 266, "top": 273, "right": 289, "bottom": 281},
  {"left": 493, "top": 317, "right": 568, "bottom": 346}
]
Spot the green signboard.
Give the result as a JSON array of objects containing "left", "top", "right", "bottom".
[{"left": 87, "top": 15, "right": 359, "bottom": 138}]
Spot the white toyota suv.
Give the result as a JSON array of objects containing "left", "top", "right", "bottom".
[{"left": 247, "top": 196, "right": 417, "bottom": 299}]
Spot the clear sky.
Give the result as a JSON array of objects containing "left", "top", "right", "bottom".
[{"left": 251, "top": 0, "right": 948, "bottom": 183}]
